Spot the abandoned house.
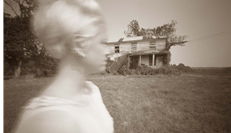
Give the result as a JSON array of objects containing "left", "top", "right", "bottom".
[{"left": 105, "top": 36, "right": 170, "bottom": 71}]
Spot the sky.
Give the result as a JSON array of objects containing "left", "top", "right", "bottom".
[
  {"left": 3, "top": 0, "right": 231, "bottom": 67},
  {"left": 96, "top": 0, "right": 231, "bottom": 67}
]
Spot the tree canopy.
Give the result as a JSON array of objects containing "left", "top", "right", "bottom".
[
  {"left": 124, "top": 20, "right": 140, "bottom": 37},
  {"left": 4, "top": 0, "right": 57, "bottom": 77},
  {"left": 124, "top": 20, "right": 187, "bottom": 50}
]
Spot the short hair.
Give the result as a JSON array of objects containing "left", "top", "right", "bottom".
[{"left": 33, "top": 0, "right": 106, "bottom": 59}]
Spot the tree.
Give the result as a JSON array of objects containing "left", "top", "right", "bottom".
[
  {"left": 124, "top": 20, "right": 187, "bottom": 50},
  {"left": 124, "top": 20, "right": 140, "bottom": 37},
  {"left": 152, "top": 20, "right": 187, "bottom": 51},
  {"left": 4, "top": 0, "right": 42, "bottom": 78},
  {"left": 138, "top": 28, "right": 146, "bottom": 36}
]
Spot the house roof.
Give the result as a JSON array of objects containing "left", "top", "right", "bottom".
[
  {"left": 106, "top": 38, "right": 121, "bottom": 44},
  {"left": 105, "top": 36, "right": 167, "bottom": 44},
  {"left": 122, "top": 36, "right": 143, "bottom": 42}
]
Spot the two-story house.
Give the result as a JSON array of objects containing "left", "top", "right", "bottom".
[{"left": 105, "top": 36, "right": 170, "bottom": 69}]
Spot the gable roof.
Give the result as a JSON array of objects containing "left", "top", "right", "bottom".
[
  {"left": 106, "top": 38, "right": 121, "bottom": 44},
  {"left": 122, "top": 36, "right": 143, "bottom": 42},
  {"left": 105, "top": 36, "right": 167, "bottom": 44}
]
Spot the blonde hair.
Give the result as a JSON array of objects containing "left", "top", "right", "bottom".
[{"left": 33, "top": 0, "right": 106, "bottom": 59}]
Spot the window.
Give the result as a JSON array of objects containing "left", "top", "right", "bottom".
[
  {"left": 150, "top": 40, "right": 156, "bottom": 50},
  {"left": 115, "top": 46, "right": 120, "bottom": 53},
  {"left": 131, "top": 42, "right": 137, "bottom": 51}
]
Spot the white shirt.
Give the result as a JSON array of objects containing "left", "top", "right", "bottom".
[{"left": 13, "top": 81, "right": 114, "bottom": 133}]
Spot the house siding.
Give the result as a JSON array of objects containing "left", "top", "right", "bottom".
[
  {"left": 106, "top": 44, "right": 115, "bottom": 54},
  {"left": 106, "top": 38, "right": 167, "bottom": 54},
  {"left": 120, "top": 42, "right": 131, "bottom": 54},
  {"left": 137, "top": 41, "right": 149, "bottom": 51},
  {"left": 156, "top": 39, "right": 166, "bottom": 51}
]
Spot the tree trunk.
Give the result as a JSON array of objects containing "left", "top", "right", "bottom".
[
  {"left": 14, "top": 60, "right": 22, "bottom": 78},
  {"left": 35, "top": 58, "right": 42, "bottom": 77},
  {"left": 36, "top": 67, "right": 42, "bottom": 77}
]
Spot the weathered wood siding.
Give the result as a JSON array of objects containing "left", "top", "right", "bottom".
[
  {"left": 156, "top": 39, "right": 166, "bottom": 51},
  {"left": 120, "top": 42, "right": 131, "bottom": 54},
  {"left": 106, "top": 44, "right": 115, "bottom": 54},
  {"left": 137, "top": 41, "right": 149, "bottom": 51}
]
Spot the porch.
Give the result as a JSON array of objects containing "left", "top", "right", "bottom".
[{"left": 128, "top": 51, "right": 169, "bottom": 69}]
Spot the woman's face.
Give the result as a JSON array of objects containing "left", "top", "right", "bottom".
[{"left": 81, "top": 32, "right": 108, "bottom": 74}]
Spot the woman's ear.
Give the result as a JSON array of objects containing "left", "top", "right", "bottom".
[
  {"left": 71, "top": 33, "right": 93, "bottom": 55},
  {"left": 71, "top": 33, "right": 88, "bottom": 48},
  {"left": 70, "top": 33, "right": 90, "bottom": 59}
]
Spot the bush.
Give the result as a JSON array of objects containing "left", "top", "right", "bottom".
[
  {"left": 223, "top": 67, "right": 231, "bottom": 73},
  {"left": 175, "top": 63, "right": 193, "bottom": 72},
  {"left": 117, "top": 65, "right": 182, "bottom": 76},
  {"left": 113, "top": 71, "right": 119, "bottom": 75}
]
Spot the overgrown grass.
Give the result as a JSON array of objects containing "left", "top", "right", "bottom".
[{"left": 4, "top": 74, "right": 231, "bottom": 133}]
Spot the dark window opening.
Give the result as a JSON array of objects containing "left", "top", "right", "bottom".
[
  {"left": 150, "top": 40, "right": 156, "bottom": 50},
  {"left": 115, "top": 46, "right": 119, "bottom": 53}
]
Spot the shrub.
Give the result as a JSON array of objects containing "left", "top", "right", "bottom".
[
  {"left": 116, "top": 62, "right": 195, "bottom": 76},
  {"left": 223, "top": 67, "right": 231, "bottom": 73},
  {"left": 112, "top": 71, "right": 119, "bottom": 75}
]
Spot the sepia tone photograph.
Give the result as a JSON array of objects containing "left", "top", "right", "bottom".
[{"left": 3, "top": 0, "right": 231, "bottom": 133}]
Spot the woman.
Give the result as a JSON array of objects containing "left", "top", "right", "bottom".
[{"left": 12, "top": 0, "right": 114, "bottom": 133}]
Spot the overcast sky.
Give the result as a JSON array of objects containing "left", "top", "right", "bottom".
[
  {"left": 4, "top": 0, "right": 231, "bottom": 67},
  {"left": 96, "top": 0, "right": 231, "bottom": 67}
]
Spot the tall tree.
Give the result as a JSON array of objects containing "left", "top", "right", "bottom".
[
  {"left": 124, "top": 20, "right": 140, "bottom": 37},
  {"left": 4, "top": 0, "right": 42, "bottom": 77},
  {"left": 138, "top": 28, "right": 146, "bottom": 37},
  {"left": 152, "top": 20, "right": 187, "bottom": 50}
]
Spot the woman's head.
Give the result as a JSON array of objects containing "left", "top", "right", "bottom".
[
  {"left": 33, "top": 0, "right": 107, "bottom": 60},
  {"left": 33, "top": 0, "right": 108, "bottom": 74}
]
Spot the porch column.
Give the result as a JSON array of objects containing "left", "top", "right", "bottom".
[
  {"left": 152, "top": 54, "right": 155, "bottom": 67},
  {"left": 139, "top": 55, "right": 141, "bottom": 66},
  {"left": 127, "top": 56, "right": 130, "bottom": 68}
]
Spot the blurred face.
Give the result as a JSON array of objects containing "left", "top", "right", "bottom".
[{"left": 80, "top": 31, "right": 108, "bottom": 74}]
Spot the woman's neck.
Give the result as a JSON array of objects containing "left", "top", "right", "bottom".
[{"left": 40, "top": 55, "right": 90, "bottom": 100}]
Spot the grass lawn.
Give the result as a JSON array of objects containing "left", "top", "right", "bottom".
[{"left": 4, "top": 74, "right": 231, "bottom": 133}]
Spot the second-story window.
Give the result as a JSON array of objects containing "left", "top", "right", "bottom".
[
  {"left": 131, "top": 42, "right": 137, "bottom": 52},
  {"left": 115, "top": 46, "right": 120, "bottom": 53},
  {"left": 150, "top": 40, "right": 156, "bottom": 50}
]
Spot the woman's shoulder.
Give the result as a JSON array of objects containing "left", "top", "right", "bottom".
[
  {"left": 14, "top": 108, "right": 81, "bottom": 133},
  {"left": 86, "top": 81, "right": 103, "bottom": 98},
  {"left": 86, "top": 81, "right": 98, "bottom": 89},
  {"left": 86, "top": 81, "right": 101, "bottom": 93}
]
